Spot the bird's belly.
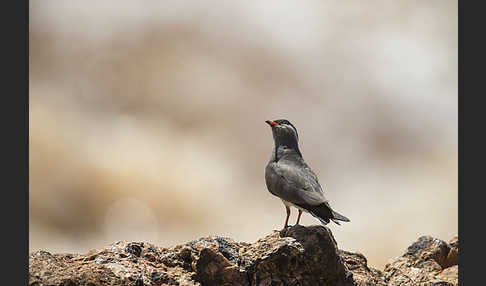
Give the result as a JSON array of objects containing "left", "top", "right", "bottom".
[{"left": 281, "top": 199, "right": 308, "bottom": 212}]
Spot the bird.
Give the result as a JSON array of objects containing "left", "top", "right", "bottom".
[{"left": 264, "top": 119, "right": 350, "bottom": 228}]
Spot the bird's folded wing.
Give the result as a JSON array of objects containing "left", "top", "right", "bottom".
[{"left": 267, "top": 162, "right": 328, "bottom": 206}]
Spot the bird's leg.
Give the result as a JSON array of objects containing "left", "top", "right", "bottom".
[
  {"left": 296, "top": 209, "right": 303, "bottom": 225},
  {"left": 284, "top": 206, "right": 291, "bottom": 228}
]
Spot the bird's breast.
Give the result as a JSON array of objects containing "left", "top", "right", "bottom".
[{"left": 264, "top": 162, "right": 281, "bottom": 197}]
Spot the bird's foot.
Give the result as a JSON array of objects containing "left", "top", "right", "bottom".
[{"left": 279, "top": 226, "right": 290, "bottom": 237}]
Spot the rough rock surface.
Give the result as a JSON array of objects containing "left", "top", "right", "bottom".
[
  {"left": 29, "top": 225, "right": 458, "bottom": 286},
  {"left": 383, "top": 235, "right": 459, "bottom": 286}
]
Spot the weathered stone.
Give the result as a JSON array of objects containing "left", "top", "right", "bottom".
[
  {"left": 29, "top": 226, "right": 458, "bottom": 286},
  {"left": 384, "top": 235, "right": 459, "bottom": 286}
]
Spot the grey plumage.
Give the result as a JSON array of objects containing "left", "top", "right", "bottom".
[{"left": 264, "top": 119, "right": 350, "bottom": 228}]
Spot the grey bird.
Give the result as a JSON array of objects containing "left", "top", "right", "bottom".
[{"left": 264, "top": 119, "right": 350, "bottom": 228}]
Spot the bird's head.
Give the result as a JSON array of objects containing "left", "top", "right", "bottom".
[{"left": 265, "top": 119, "right": 299, "bottom": 146}]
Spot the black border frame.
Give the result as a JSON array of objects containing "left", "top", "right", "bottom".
[{"left": 4, "top": 0, "right": 29, "bottom": 284}]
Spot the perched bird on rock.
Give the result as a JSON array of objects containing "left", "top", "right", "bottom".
[{"left": 264, "top": 119, "right": 350, "bottom": 228}]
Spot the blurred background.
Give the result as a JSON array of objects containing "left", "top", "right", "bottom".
[{"left": 29, "top": 0, "right": 457, "bottom": 269}]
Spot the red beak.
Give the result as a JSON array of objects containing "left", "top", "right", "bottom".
[{"left": 265, "top": 120, "right": 278, "bottom": 127}]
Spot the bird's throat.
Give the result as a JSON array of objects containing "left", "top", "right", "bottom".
[{"left": 274, "top": 143, "right": 302, "bottom": 162}]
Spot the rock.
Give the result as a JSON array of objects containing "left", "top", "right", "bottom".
[
  {"left": 339, "top": 250, "right": 386, "bottom": 286},
  {"left": 383, "top": 235, "right": 459, "bottom": 286},
  {"left": 29, "top": 226, "right": 458, "bottom": 286},
  {"left": 240, "top": 225, "right": 349, "bottom": 285}
]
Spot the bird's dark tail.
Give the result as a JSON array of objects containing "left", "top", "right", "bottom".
[
  {"left": 297, "top": 202, "right": 350, "bottom": 226},
  {"left": 330, "top": 209, "right": 350, "bottom": 225}
]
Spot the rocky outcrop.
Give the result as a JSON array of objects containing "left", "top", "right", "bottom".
[
  {"left": 29, "top": 225, "right": 458, "bottom": 286},
  {"left": 383, "top": 235, "right": 458, "bottom": 286}
]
